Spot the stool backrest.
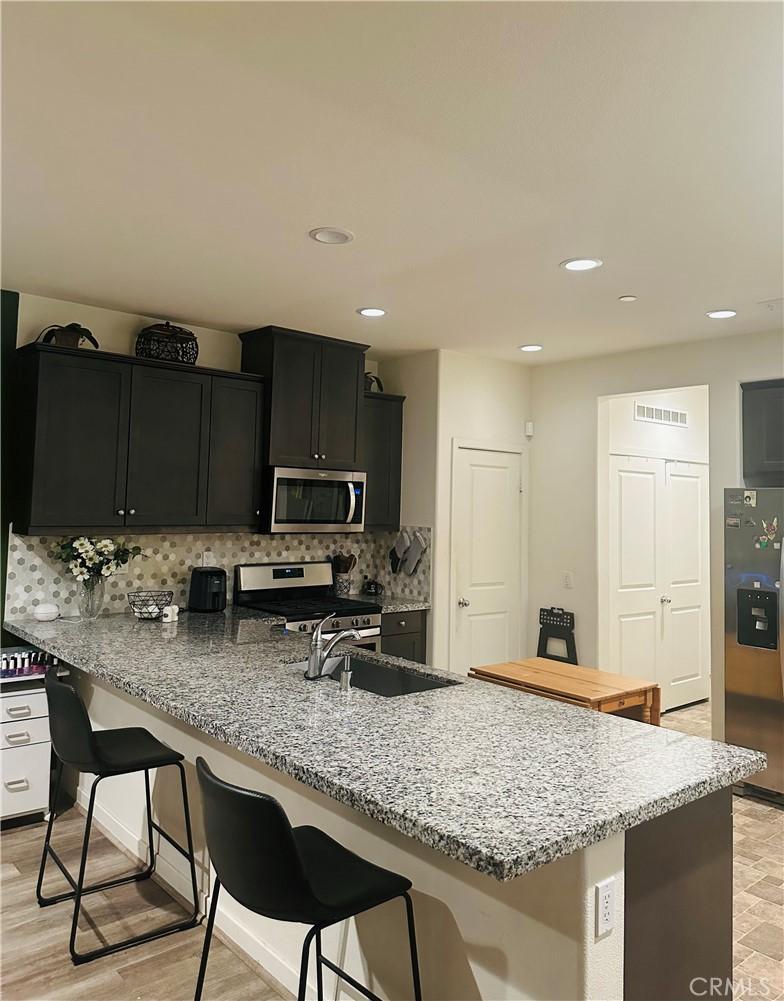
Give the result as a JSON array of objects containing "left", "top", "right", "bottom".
[
  {"left": 45, "top": 670, "right": 99, "bottom": 771},
  {"left": 196, "top": 757, "right": 317, "bottom": 920}
]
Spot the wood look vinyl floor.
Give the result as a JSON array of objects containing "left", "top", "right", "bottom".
[{"left": 0, "top": 809, "right": 289, "bottom": 1001}]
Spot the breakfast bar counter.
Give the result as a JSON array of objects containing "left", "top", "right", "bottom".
[{"left": 4, "top": 610, "right": 764, "bottom": 1000}]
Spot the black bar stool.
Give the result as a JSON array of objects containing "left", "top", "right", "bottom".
[
  {"left": 194, "top": 757, "right": 422, "bottom": 1001},
  {"left": 37, "top": 670, "right": 199, "bottom": 964}
]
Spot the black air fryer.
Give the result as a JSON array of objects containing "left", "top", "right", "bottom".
[{"left": 188, "top": 567, "right": 227, "bottom": 612}]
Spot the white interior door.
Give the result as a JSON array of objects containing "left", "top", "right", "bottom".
[
  {"left": 607, "top": 455, "right": 710, "bottom": 710},
  {"left": 608, "top": 455, "right": 665, "bottom": 688},
  {"left": 661, "top": 461, "right": 711, "bottom": 708},
  {"left": 452, "top": 447, "right": 522, "bottom": 675}
]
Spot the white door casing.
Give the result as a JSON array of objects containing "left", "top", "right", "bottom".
[
  {"left": 451, "top": 446, "right": 523, "bottom": 676},
  {"left": 607, "top": 455, "right": 710, "bottom": 710}
]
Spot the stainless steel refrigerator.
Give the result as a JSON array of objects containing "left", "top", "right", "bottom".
[{"left": 724, "top": 487, "right": 783, "bottom": 797}]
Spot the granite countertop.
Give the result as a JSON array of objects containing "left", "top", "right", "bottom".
[
  {"left": 5, "top": 611, "right": 764, "bottom": 881},
  {"left": 367, "top": 594, "right": 431, "bottom": 614}
]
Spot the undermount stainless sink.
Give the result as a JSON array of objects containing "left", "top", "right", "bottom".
[{"left": 294, "top": 655, "right": 458, "bottom": 697}]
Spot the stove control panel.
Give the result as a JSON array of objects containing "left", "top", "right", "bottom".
[{"left": 287, "top": 613, "right": 381, "bottom": 635}]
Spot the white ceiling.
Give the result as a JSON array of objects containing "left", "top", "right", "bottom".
[{"left": 2, "top": 2, "right": 782, "bottom": 363}]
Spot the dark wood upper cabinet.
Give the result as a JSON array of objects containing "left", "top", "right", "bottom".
[
  {"left": 12, "top": 344, "right": 265, "bottom": 534},
  {"left": 743, "top": 379, "right": 784, "bottom": 487},
  {"left": 240, "top": 326, "right": 368, "bottom": 470},
  {"left": 207, "top": 377, "right": 264, "bottom": 526},
  {"left": 17, "top": 350, "right": 132, "bottom": 532},
  {"left": 359, "top": 392, "right": 404, "bottom": 530},
  {"left": 318, "top": 342, "right": 364, "bottom": 470},
  {"left": 126, "top": 366, "right": 212, "bottom": 526}
]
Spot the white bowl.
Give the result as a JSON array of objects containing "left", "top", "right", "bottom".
[{"left": 33, "top": 603, "right": 60, "bottom": 622}]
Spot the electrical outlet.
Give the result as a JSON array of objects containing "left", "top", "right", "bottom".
[
  {"left": 561, "top": 570, "right": 574, "bottom": 589},
  {"left": 595, "top": 877, "right": 615, "bottom": 937}
]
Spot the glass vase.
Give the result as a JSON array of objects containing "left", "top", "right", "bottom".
[{"left": 78, "top": 579, "right": 105, "bottom": 619}]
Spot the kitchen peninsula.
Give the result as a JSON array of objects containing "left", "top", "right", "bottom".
[{"left": 5, "top": 610, "right": 764, "bottom": 1001}]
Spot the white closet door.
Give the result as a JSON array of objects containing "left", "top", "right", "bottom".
[
  {"left": 659, "top": 461, "right": 711, "bottom": 710},
  {"left": 608, "top": 455, "right": 667, "bottom": 686},
  {"left": 607, "top": 455, "right": 710, "bottom": 710}
]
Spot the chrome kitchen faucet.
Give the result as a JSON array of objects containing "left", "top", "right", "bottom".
[{"left": 305, "top": 614, "right": 361, "bottom": 680}]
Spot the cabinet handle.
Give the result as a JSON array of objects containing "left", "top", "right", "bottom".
[
  {"left": 255, "top": 509, "right": 260, "bottom": 516},
  {"left": 128, "top": 508, "right": 136, "bottom": 516},
  {"left": 5, "top": 731, "right": 30, "bottom": 743},
  {"left": 313, "top": 453, "right": 319, "bottom": 460},
  {"left": 116, "top": 509, "right": 125, "bottom": 516},
  {"left": 398, "top": 620, "right": 407, "bottom": 627},
  {"left": 321, "top": 454, "right": 326, "bottom": 460},
  {"left": 6, "top": 705, "right": 31, "bottom": 717},
  {"left": 4, "top": 778, "right": 29, "bottom": 791}
]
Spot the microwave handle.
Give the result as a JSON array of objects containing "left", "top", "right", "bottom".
[{"left": 346, "top": 482, "right": 357, "bottom": 524}]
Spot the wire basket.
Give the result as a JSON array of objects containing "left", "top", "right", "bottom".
[
  {"left": 127, "top": 590, "right": 174, "bottom": 620},
  {"left": 135, "top": 321, "right": 199, "bottom": 365}
]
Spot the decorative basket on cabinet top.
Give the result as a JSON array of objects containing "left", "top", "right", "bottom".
[{"left": 135, "top": 320, "right": 199, "bottom": 365}]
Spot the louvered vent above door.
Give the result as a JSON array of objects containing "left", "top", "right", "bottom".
[{"left": 634, "top": 401, "right": 688, "bottom": 427}]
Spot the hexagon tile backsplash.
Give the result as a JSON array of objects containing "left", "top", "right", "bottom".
[{"left": 4, "top": 528, "right": 431, "bottom": 619}]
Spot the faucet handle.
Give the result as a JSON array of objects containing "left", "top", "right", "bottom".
[{"left": 311, "top": 613, "right": 335, "bottom": 645}]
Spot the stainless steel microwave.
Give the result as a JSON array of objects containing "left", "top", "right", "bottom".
[{"left": 270, "top": 467, "right": 366, "bottom": 533}]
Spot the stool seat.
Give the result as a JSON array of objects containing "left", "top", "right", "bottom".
[
  {"left": 92, "top": 727, "right": 183, "bottom": 775},
  {"left": 294, "top": 825, "right": 412, "bottom": 924}
]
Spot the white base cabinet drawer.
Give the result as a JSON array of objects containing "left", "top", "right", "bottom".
[
  {"left": 1, "top": 742, "right": 51, "bottom": 818},
  {"left": 1, "top": 717, "right": 50, "bottom": 749},
  {"left": 1, "top": 691, "right": 48, "bottom": 723}
]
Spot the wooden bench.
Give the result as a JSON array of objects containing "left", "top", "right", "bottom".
[{"left": 469, "top": 657, "right": 661, "bottom": 725}]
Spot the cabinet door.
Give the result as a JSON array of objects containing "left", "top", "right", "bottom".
[
  {"left": 207, "top": 377, "right": 264, "bottom": 526},
  {"left": 743, "top": 380, "right": 784, "bottom": 485},
  {"left": 29, "top": 353, "right": 131, "bottom": 529},
  {"left": 269, "top": 335, "right": 320, "bottom": 467},
  {"left": 360, "top": 395, "right": 403, "bottom": 529},
  {"left": 381, "top": 631, "right": 424, "bottom": 664},
  {"left": 126, "top": 366, "right": 211, "bottom": 526},
  {"left": 317, "top": 343, "right": 364, "bottom": 470}
]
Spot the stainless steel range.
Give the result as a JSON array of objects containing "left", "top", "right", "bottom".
[{"left": 233, "top": 561, "right": 381, "bottom": 651}]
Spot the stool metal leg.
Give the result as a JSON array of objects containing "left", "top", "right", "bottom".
[
  {"left": 144, "top": 769, "right": 156, "bottom": 874},
  {"left": 194, "top": 879, "right": 220, "bottom": 1001},
  {"left": 403, "top": 891, "right": 423, "bottom": 1001},
  {"left": 315, "top": 928, "right": 324, "bottom": 1001},
  {"left": 298, "top": 925, "right": 319, "bottom": 1001},
  {"left": 176, "top": 761, "right": 200, "bottom": 922},
  {"left": 35, "top": 758, "right": 64, "bottom": 904},
  {"left": 68, "top": 774, "right": 101, "bottom": 963}
]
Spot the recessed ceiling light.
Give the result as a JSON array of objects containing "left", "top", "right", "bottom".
[
  {"left": 519, "top": 344, "right": 543, "bottom": 352},
  {"left": 706, "top": 309, "right": 737, "bottom": 319},
  {"left": 618, "top": 295, "right": 638, "bottom": 302},
  {"left": 308, "top": 227, "right": 354, "bottom": 245},
  {"left": 357, "top": 307, "right": 386, "bottom": 317},
  {"left": 560, "top": 258, "right": 603, "bottom": 271}
]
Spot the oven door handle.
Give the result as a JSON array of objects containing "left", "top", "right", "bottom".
[{"left": 346, "top": 482, "right": 356, "bottom": 525}]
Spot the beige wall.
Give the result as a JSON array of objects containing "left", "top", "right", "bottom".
[
  {"left": 528, "top": 329, "right": 784, "bottom": 738},
  {"left": 379, "top": 351, "right": 439, "bottom": 530},
  {"left": 16, "top": 293, "right": 240, "bottom": 371}
]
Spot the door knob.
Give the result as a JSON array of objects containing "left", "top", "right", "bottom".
[
  {"left": 660, "top": 595, "right": 671, "bottom": 604},
  {"left": 458, "top": 597, "right": 471, "bottom": 608}
]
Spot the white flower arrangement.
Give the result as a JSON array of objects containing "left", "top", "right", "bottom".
[{"left": 52, "top": 536, "right": 143, "bottom": 589}]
